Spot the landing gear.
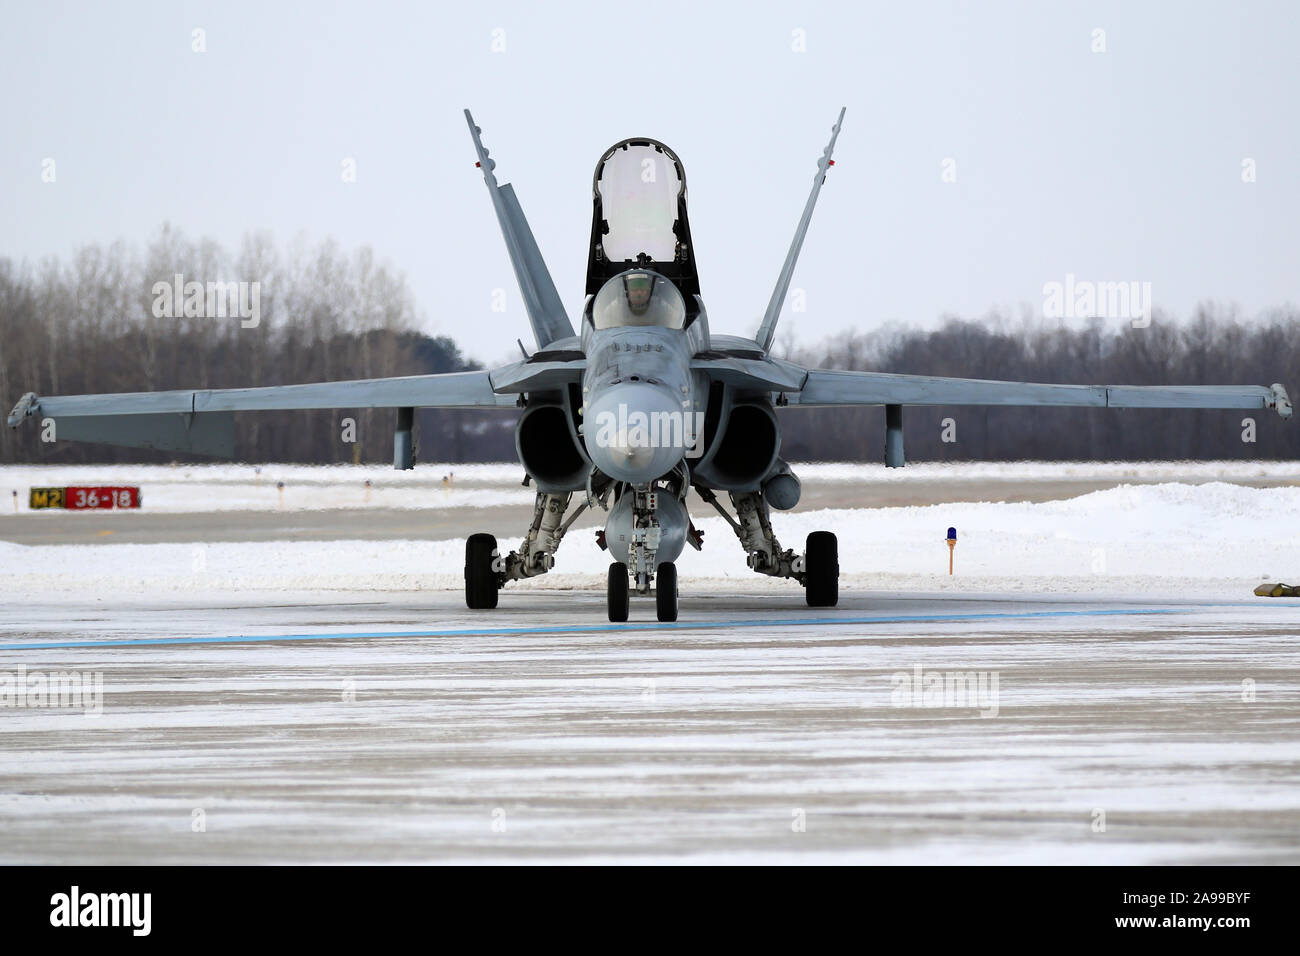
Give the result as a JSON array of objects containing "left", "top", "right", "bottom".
[
  {"left": 803, "top": 531, "right": 839, "bottom": 607},
  {"left": 656, "top": 562, "right": 678, "bottom": 622},
  {"left": 465, "top": 533, "right": 500, "bottom": 609},
  {"left": 606, "top": 560, "right": 676, "bottom": 622},
  {"left": 701, "top": 488, "right": 801, "bottom": 580},
  {"left": 607, "top": 562, "right": 630, "bottom": 621},
  {"left": 698, "top": 488, "right": 839, "bottom": 607},
  {"left": 599, "top": 476, "right": 693, "bottom": 621},
  {"left": 465, "top": 488, "right": 599, "bottom": 609}
]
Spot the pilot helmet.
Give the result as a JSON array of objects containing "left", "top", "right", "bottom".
[{"left": 592, "top": 270, "right": 686, "bottom": 330}]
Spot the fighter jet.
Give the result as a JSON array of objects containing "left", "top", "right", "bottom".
[{"left": 8, "top": 109, "right": 1293, "bottom": 621}]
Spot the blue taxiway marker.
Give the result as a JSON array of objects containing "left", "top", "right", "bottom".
[{"left": 0, "top": 605, "right": 1218, "bottom": 652}]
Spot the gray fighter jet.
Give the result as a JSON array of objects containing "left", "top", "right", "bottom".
[{"left": 8, "top": 109, "right": 1293, "bottom": 621}]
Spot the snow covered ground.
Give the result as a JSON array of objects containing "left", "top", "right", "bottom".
[
  {"left": 2, "top": 461, "right": 1297, "bottom": 597},
  {"left": 2, "top": 459, "right": 1298, "bottom": 514},
  {"left": 1, "top": 589, "right": 1297, "bottom": 864},
  {"left": 1, "top": 461, "right": 1297, "bottom": 864}
]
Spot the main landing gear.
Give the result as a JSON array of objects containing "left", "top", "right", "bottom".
[
  {"left": 802, "top": 530, "right": 839, "bottom": 608},
  {"left": 697, "top": 488, "right": 839, "bottom": 607},
  {"left": 464, "top": 532, "right": 500, "bottom": 609},
  {"left": 463, "top": 488, "right": 591, "bottom": 610},
  {"left": 465, "top": 478, "right": 837, "bottom": 617}
]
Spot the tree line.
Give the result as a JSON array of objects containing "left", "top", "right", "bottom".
[
  {"left": 0, "top": 228, "right": 515, "bottom": 465},
  {"left": 1, "top": 230, "right": 1295, "bottom": 464},
  {"left": 779, "top": 310, "right": 1299, "bottom": 461}
]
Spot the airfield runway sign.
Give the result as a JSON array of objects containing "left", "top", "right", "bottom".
[{"left": 28, "top": 486, "right": 141, "bottom": 510}]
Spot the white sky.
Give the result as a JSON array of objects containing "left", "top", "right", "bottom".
[{"left": 3, "top": 0, "right": 1298, "bottom": 366}]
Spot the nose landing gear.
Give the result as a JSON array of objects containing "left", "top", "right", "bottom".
[
  {"left": 607, "top": 561, "right": 629, "bottom": 621},
  {"left": 606, "top": 560, "right": 678, "bottom": 622},
  {"left": 600, "top": 479, "right": 689, "bottom": 622},
  {"left": 655, "top": 562, "right": 678, "bottom": 622}
]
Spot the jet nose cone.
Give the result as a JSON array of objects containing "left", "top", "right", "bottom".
[{"left": 585, "top": 382, "right": 687, "bottom": 483}]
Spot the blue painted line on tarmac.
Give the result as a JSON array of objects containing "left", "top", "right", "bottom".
[{"left": 0, "top": 605, "right": 1208, "bottom": 652}]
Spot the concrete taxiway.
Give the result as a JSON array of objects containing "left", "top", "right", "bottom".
[{"left": 1, "top": 589, "right": 1297, "bottom": 864}]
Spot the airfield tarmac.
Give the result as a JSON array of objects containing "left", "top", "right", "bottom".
[
  {"left": 1, "top": 464, "right": 1298, "bottom": 864},
  {"left": 1, "top": 589, "right": 1298, "bottom": 864}
]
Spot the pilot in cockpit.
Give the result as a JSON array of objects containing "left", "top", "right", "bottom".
[
  {"left": 592, "top": 270, "right": 686, "bottom": 330},
  {"left": 623, "top": 273, "right": 653, "bottom": 315}
]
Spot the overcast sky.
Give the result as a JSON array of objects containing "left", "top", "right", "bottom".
[{"left": 3, "top": 0, "right": 1297, "bottom": 365}]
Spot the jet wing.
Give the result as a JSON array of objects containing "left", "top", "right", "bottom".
[
  {"left": 692, "top": 355, "right": 807, "bottom": 392},
  {"left": 10, "top": 370, "right": 513, "bottom": 418},
  {"left": 490, "top": 357, "right": 585, "bottom": 393},
  {"left": 7, "top": 370, "right": 517, "bottom": 457},
  {"left": 787, "top": 369, "right": 1293, "bottom": 416}
]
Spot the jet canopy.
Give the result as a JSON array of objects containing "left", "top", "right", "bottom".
[
  {"left": 591, "top": 270, "right": 686, "bottom": 330},
  {"left": 596, "top": 144, "right": 681, "bottom": 263},
  {"left": 587, "top": 138, "right": 699, "bottom": 301}
]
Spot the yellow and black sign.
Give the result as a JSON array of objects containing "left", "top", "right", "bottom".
[
  {"left": 27, "top": 486, "right": 141, "bottom": 510},
  {"left": 29, "top": 487, "right": 65, "bottom": 509}
]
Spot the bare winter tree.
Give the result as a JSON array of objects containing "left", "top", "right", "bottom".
[
  {"left": 0, "top": 228, "right": 513, "bottom": 465},
  {"left": 781, "top": 309, "right": 1300, "bottom": 462},
  {"left": 1, "top": 232, "right": 1294, "bottom": 464}
]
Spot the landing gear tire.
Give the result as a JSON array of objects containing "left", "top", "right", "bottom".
[
  {"left": 465, "top": 533, "right": 499, "bottom": 609},
  {"left": 804, "top": 531, "right": 839, "bottom": 607},
  {"left": 607, "top": 562, "right": 630, "bottom": 622},
  {"left": 656, "top": 562, "right": 678, "bottom": 622}
]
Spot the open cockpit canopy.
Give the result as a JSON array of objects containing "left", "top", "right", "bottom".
[{"left": 587, "top": 139, "right": 699, "bottom": 303}]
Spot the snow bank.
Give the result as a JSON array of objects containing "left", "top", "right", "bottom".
[
  {"left": 2, "top": 481, "right": 1295, "bottom": 597},
  {"left": 1, "top": 459, "right": 1294, "bottom": 514}
]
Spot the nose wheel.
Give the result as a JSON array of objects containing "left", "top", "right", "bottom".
[
  {"left": 607, "top": 560, "right": 678, "bottom": 621},
  {"left": 607, "top": 562, "right": 630, "bottom": 621},
  {"left": 655, "top": 562, "right": 678, "bottom": 622}
]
